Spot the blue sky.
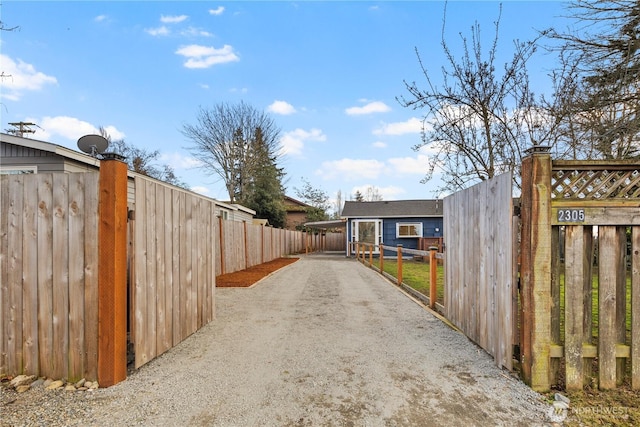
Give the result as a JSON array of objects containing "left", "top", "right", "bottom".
[{"left": 1, "top": 1, "right": 570, "bottom": 209}]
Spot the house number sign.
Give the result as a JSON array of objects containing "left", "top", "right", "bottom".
[{"left": 557, "top": 208, "right": 585, "bottom": 222}]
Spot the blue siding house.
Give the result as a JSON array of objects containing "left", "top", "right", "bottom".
[{"left": 341, "top": 199, "right": 443, "bottom": 256}]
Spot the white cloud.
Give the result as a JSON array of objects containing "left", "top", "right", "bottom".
[
  {"left": 372, "top": 141, "right": 387, "bottom": 148},
  {"left": 280, "top": 128, "right": 326, "bottom": 156},
  {"left": 30, "top": 116, "right": 124, "bottom": 143},
  {"left": 209, "top": 7, "right": 225, "bottom": 16},
  {"left": 373, "top": 117, "right": 422, "bottom": 136},
  {"left": 181, "top": 27, "right": 213, "bottom": 37},
  {"left": 161, "top": 15, "right": 188, "bottom": 24},
  {"left": 0, "top": 54, "right": 57, "bottom": 101},
  {"left": 316, "top": 158, "right": 386, "bottom": 181},
  {"left": 199, "top": 83, "right": 210, "bottom": 90},
  {"left": 94, "top": 15, "right": 108, "bottom": 22},
  {"left": 345, "top": 101, "right": 391, "bottom": 116},
  {"left": 146, "top": 26, "right": 170, "bottom": 36},
  {"left": 176, "top": 44, "right": 239, "bottom": 69},
  {"left": 159, "top": 152, "right": 203, "bottom": 169},
  {"left": 350, "top": 184, "right": 406, "bottom": 200},
  {"left": 387, "top": 154, "right": 430, "bottom": 175},
  {"left": 268, "top": 100, "right": 296, "bottom": 115},
  {"left": 191, "top": 186, "right": 211, "bottom": 196}
]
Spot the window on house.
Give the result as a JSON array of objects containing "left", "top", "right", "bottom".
[
  {"left": 396, "top": 223, "right": 422, "bottom": 238},
  {"left": 0, "top": 166, "right": 37, "bottom": 175},
  {"left": 218, "top": 210, "right": 229, "bottom": 220}
]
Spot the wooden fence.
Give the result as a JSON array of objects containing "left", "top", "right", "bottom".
[
  {"left": 520, "top": 151, "right": 640, "bottom": 391},
  {"left": 131, "top": 176, "right": 216, "bottom": 369},
  {"left": 1, "top": 172, "right": 100, "bottom": 381},
  {"left": 443, "top": 172, "right": 516, "bottom": 371},
  {"left": 0, "top": 166, "right": 311, "bottom": 384}
]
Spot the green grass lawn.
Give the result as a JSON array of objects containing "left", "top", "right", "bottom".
[{"left": 377, "top": 259, "right": 445, "bottom": 305}]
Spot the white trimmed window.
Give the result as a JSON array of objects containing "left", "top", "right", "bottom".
[
  {"left": 0, "top": 166, "right": 37, "bottom": 174},
  {"left": 396, "top": 223, "right": 422, "bottom": 238}
]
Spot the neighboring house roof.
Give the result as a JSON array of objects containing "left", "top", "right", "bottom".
[
  {"left": 1, "top": 132, "right": 101, "bottom": 169},
  {"left": 341, "top": 199, "right": 443, "bottom": 218},
  {"left": 283, "top": 195, "right": 312, "bottom": 211}
]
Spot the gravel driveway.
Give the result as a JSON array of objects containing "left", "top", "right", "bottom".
[{"left": 2, "top": 254, "right": 551, "bottom": 426}]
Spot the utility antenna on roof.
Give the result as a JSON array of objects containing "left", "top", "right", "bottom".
[
  {"left": 77, "top": 134, "right": 109, "bottom": 158},
  {"left": 6, "top": 122, "right": 38, "bottom": 137}
]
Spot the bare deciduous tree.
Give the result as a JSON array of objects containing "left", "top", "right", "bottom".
[
  {"left": 549, "top": 0, "right": 640, "bottom": 159},
  {"left": 182, "top": 102, "right": 282, "bottom": 203},
  {"left": 398, "top": 4, "right": 550, "bottom": 192}
]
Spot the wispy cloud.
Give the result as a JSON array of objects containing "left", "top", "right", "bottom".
[
  {"left": 0, "top": 54, "right": 57, "bottom": 101},
  {"left": 94, "top": 15, "right": 108, "bottom": 23},
  {"left": 316, "top": 158, "right": 386, "bottom": 181},
  {"left": 209, "top": 6, "right": 225, "bottom": 16},
  {"left": 161, "top": 14, "right": 188, "bottom": 24},
  {"left": 145, "top": 26, "right": 170, "bottom": 36},
  {"left": 372, "top": 141, "right": 387, "bottom": 148},
  {"left": 268, "top": 100, "right": 296, "bottom": 115},
  {"left": 176, "top": 44, "right": 239, "bottom": 69},
  {"left": 181, "top": 27, "right": 213, "bottom": 37},
  {"left": 280, "top": 128, "right": 326, "bottom": 156},
  {"left": 373, "top": 117, "right": 422, "bottom": 135},
  {"left": 345, "top": 101, "right": 391, "bottom": 116}
]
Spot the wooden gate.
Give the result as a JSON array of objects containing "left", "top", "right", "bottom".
[
  {"left": 443, "top": 172, "right": 516, "bottom": 370},
  {"left": 520, "top": 150, "right": 640, "bottom": 391}
]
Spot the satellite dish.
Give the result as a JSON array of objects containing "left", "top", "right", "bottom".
[{"left": 77, "top": 134, "right": 109, "bottom": 158}]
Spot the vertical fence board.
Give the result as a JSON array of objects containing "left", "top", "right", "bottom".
[
  {"left": 68, "top": 173, "right": 85, "bottom": 380},
  {"left": 550, "top": 226, "right": 561, "bottom": 385},
  {"left": 7, "top": 175, "right": 24, "bottom": 375},
  {"left": 163, "top": 186, "right": 174, "bottom": 351},
  {"left": 134, "top": 178, "right": 148, "bottom": 368},
  {"left": 22, "top": 176, "right": 38, "bottom": 375},
  {"left": 564, "top": 225, "right": 585, "bottom": 390},
  {"left": 83, "top": 173, "right": 99, "bottom": 380},
  {"left": 598, "top": 226, "right": 618, "bottom": 390},
  {"left": 632, "top": 226, "right": 640, "bottom": 389},
  {"left": 615, "top": 226, "right": 627, "bottom": 384},
  {"left": 172, "top": 190, "right": 181, "bottom": 346},
  {"left": 0, "top": 176, "right": 7, "bottom": 376},
  {"left": 52, "top": 173, "right": 69, "bottom": 380},
  {"left": 37, "top": 174, "right": 53, "bottom": 378},
  {"left": 155, "top": 186, "right": 168, "bottom": 356}
]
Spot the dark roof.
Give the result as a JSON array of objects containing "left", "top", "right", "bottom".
[{"left": 341, "top": 199, "right": 443, "bottom": 218}]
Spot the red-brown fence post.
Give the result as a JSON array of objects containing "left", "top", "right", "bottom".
[
  {"left": 520, "top": 146, "right": 553, "bottom": 392},
  {"left": 379, "top": 242, "right": 384, "bottom": 272},
  {"left": 397, "top": 245, "right": 403, "bottom": 286},
  {"left": 368, "top": 244, "right": 373, "bottom": 266},
  {"left": 429, "top": 246, "right": 438, "bottom": 309},
  {"left": 97, "top": 153, "right": 128, "bottom": 387}
]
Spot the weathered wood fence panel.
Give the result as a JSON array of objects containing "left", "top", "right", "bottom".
[
  {"left": 443, "top": 172, "right": 514, "bottom": 370},
  {"left": 132, "top": 176, "right": 216, "bottom": 369},
  {"left": 0, "top": 173, "right": 99, "bottom": 381},
  {"left": 521, "top": 153, "right": 640, "bottom": 391}
]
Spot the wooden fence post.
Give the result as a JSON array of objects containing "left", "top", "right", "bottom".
[
  {"left": 368, "top": 244, "right": 373, "bottom": 266},
  {"left": 519, "top": 146, "right": 552, "bottom": 392},
  {"left": 379, "top": 242, "right": 384, "bottom": 272},
  {"left": 219, "top": 216, "right": 225, "bottom": 275},
  {"left": 98, "top": 154, "right": 128, "bottom": 387},
  {"left": 397, "top": 245, "right": 403, "bottom": 286},
  {"left": 429, "top": 246, "right": 438, "bottom": 309}
]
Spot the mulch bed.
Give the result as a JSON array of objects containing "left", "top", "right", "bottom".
[{"left": 215, "top": 257, "right": 300, "bottom": 287}]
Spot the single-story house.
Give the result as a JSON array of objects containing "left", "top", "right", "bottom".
[
  {"left": 340, "top": 199, "right": 443, "bottom": 256},
  {"left": 0, "top": 132, "right": 254, "bottom": 222}
]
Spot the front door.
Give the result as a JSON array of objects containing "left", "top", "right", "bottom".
[{"left": 351, "top": 219, "right": 382, "bottom": 254}]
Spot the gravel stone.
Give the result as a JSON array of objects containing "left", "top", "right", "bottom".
[{"left": 1, "top": 254, "right": 552, "bottom": 426}]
